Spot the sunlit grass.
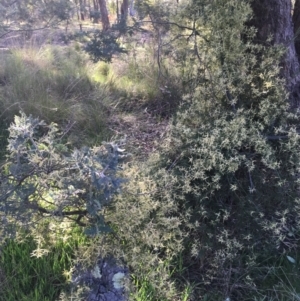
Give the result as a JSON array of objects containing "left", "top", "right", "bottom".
[
  {"left": 0, "top": 229, "right": 87, "bottom": 301},
  {"left": 0, "top": 44, "right": 111, "bottom": 146}
]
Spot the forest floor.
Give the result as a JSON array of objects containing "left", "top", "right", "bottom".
[{"left": 108, "top": 109, "right": 169, "bottom": 160}]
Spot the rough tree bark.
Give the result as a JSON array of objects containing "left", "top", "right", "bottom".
[
  {"left": 250, "top": 0, "right": 300, "bottom": 106},
  {"left": 293, "top": 0, "right": 300, "bottom": 58},
  {"left": 98, "top": 0, "right": 110, "bottom": 30}
]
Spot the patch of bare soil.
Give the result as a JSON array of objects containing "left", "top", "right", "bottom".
[{"left": 108, "top": 109, "right": 169, "bottom": 160}]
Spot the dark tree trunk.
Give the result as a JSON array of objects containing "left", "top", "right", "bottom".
[
  {"left": 129, "top": 0, "right": 135, "bottom": 17},
  {"left": 83, "top": 0, "right": 87, "bottom": 19},
  {"left": 93, "top": 0, "right": 99, "bottom": 11},
  {"left": 250, "top": 0, "right": 300, "bottom": 106},
  {"left": 121, "top": 0, "right": 128, "bottom": 22},
  {"left": 92, "top": 0, "right": 100, "bottom": 23},
  {"left": 79, "top": 0, "right": 85, "bottom": 20},
  {"left": 74, "top": 0, "right": 80, "bottom": 21},
  {"left": 293, "top": 0, "right": 300, "bottom": 58},
  {"left": 117, "top": 0, "right": 120, "bottom": 23},
  {"left": 98, "top": 0, "right": 110, "bottom": 31}
]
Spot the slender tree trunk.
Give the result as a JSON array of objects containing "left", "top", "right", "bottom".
[
  {"left": 83, "top": 0, "right": 87, "bottom": 19},
  {"left": 293, "top": 0, "right": 300, "bottom": 58},
  {"left": 117, "top": 0, "right": 120, "bottom": 23},
  {"left": 92, "top": 0, "right": 100, "bottom": 23},
  {"left": 79, "top": 0, "right": 85, "bottom": 20},
  {"left": 129, "top": 0, "right": 135, "bottom": 17},
  {"left": 250, "top": 0, "right": 300, "bottom": 106},
  {"left": 88, "top": 0, "right": 92, "bottom": 21},
  {"left": 74, "top": 0, "right": 80, "bottom": 21},
  {"left": 98, "top": 0, "right": 110, "bottom": 30},
  {"left": 93, "top": 0, "right": 98, "bottom": 11},
  {"left": 121, "top": 0, "right": 128, "bottom": 22}
]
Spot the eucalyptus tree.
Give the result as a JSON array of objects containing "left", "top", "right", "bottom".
[
  {"left": 98, "top": 0, "right": 110, "bottom": 30},
  {"left": 250, "top": 0, "right": 300, "bottom": 106}
]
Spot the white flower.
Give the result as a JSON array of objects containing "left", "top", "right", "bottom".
[
  {"left": 112, "top": 272, "right": 126, "bottom": 289},
  {"left": 91, "top": 265, "right": 102, "bottom": 279}
]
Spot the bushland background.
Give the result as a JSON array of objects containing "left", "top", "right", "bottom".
[{"left": 1, "top": 0, "right": 300, "bottom": 300}]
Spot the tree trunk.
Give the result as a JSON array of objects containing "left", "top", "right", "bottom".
[
  {"left": 79, "top": 0, "right": 85, "bottom": 20},
  {"left": 92, "top": 0, "right": 100, "bottom": 23},
  {"left": 293, "top": 0, "right": 300, "bottom": 58},
  {"left": 117, "top": 0, "right": 120, "bottom": 23},
  {"left": 98, "top": 0, "right": 110, "bottom": 30},
  {"left": 250, "top": 0, "right": 300, "bottom": 106},
  {"left": 93, "top": 0, "right": 99, "bottom": 11},
  {"left": 74, "top": 0, "right": 80, "bottom": 21},
  {"left": 121, "top": 0, "right": 128, "bottom": 22},
  {"left": 129, "top": 0, "right": 135, "bottom": 17}
]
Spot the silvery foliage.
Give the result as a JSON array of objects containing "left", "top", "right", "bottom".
[{"left": 0, "top": 112, "right": 127, "bottom": 237}]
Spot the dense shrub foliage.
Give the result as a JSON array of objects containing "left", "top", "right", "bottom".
[
  {"left": 142, "top": 0, "right": 300, "bottom": 298},
  {"left": 0, "top": 112, "right": 126, "bottom": 239}
]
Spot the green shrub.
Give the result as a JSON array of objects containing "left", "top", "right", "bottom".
[
  {"left": 134, "top": 0, "right": 300, "bottom": 299},
  {"left": 53, "top": 160, "right": 182, "bottom": 300},
  {"left": 0, "top": 112, "right": 126, "bottom": 240}
]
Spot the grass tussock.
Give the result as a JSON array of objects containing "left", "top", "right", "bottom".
[
  {"left": 0, "top": 44, "right": 110, "bottom": 146},
  {"left": 0, "top": 229, "right": 87, "bottom": 301},
  {"left": 101, "top": 44, "right": 182, "bottom": 116}
]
